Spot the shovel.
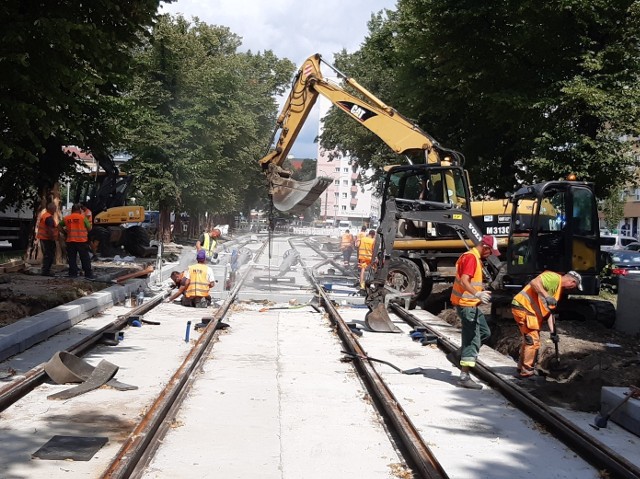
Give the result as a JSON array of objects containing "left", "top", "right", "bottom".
[
  {"left": 549, "top": 315, "right": 567, "bottom": 372},
  {"left": 341, "top": 350, "right": 425, "bottom": 375},
  {"left": 592, "top": 385, "right": 640, "bottom": 429}
]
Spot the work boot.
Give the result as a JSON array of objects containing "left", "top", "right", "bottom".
[{"left": 457, "top": 374, "right": 483, "bottom": 390}]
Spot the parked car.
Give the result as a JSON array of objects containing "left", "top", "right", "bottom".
[
  {"left": 599, "top": 234, "right": 637, "bottom": 251},
  {"left": 601, "top": 249, "right": 640, "bottom": 293},
  {"left": 624, "top": 242, "right": 640, "bottom": 252}
]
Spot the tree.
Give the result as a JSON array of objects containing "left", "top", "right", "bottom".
[
  {"left": 123, "top": 15, "right": 294, "bottom": 241},
  {"left": 0, "top": 0, "right": 162, "bottom": 260},
  {"left": 321, "top": 1, "right": 640, "bottom": 199}
]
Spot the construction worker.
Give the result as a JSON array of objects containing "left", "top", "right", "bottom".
[
  {"left": 36, "top": 202, "right": 59, "bottom": 277},
  {"left": 80, "top": 203, "right": 92, "bottom": 224},
  {"left": 358, "top": 229, "right": 376, "bottom": 289},
  {"left": 60, "top": 203, "right": 93, "bottom": 279},
  {"left": 511, "top": 270, "right": 582, "bottom": 378},
  {"left": 355, "top": 225, "right": 367, "bottom": 249},
  {"left": 340, "top": 229, "right": 355, "bottom": 266},
  {"left": 166, "top": 270, "right": 187, "bottom": 303},
  {"left": 196, "top": 227, "right": 221, "bottom": 262},
  {"left": 448, "top": 235, "right": 500, "bottom": 390},
  {"left": 178, "top": 249, "right": 216, "bottom": 307}
]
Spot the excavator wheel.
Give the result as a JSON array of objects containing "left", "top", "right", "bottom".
[
  {"left": 123, "top": 225, "right": 150, "bottom": 258},
  {"left": 89, "top": 226, "right": 114, "bottom": 257},
  {"left": 385, "top": 257, "right": 423, "bottom": 310}
]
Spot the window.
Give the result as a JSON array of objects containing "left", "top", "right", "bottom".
[
  {"left": 334, "top": 167, "right": 340, "bottom": 173},
  {"left": 342, "top": 193, "right": 347, "bottom": 198},
  {"left": 343, "top": 168, "right": 349, "bottom": 173},
  {"left": 334, "top": 180, "right": 339, "bottom": 185},
  {"left": 350, "top": 206, "right": 355, "bottom": 211},
  {"left": 343, "top": 180, "right": 348, "bottom": 186},
  {"left": 334, "top": 192, "right": 339, "bottom": 197},
  {"left": 341, "top": 205, "right": 347, "bottom": 211}
]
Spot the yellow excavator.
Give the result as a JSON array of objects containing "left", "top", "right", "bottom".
[
  {"left": 260, "top": 54, "right": 612, "bottom": 326},
  {"left": 73, "top": 152, "right": 155, "bottom": 258}
]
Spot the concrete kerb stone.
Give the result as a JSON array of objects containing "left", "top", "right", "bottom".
[
  {"left": 0, "top": 279, "right": 147, "bottom": 362},
  {"left": 0, "top": 244, "right": 204, "bottom": 363}
]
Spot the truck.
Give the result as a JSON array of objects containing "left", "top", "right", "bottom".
[
  {"left": 0, "top": 202, "right": 32, "bottom": 250},
  {"left": 259, "top": 53, "right": 614, "bottom": 326}
]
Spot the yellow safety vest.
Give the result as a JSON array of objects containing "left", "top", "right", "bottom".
[
  {"left": 358, "top": 236, "right": 375, "bottom": 261},
  {"left": 202, "top": 234, "right": 217, "bottom": 258},
  {"left": 185, "top": 263, "right": 211, "bottom": 298},
  {"left": 450, "top": 248, "right": 483, "bottom": 307}
]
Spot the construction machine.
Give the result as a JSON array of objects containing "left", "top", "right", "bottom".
[
  {"left": 261, "top": 54, "right": 613, "bottom": 324},
  {"left": 73, "top": 152, "right": 155, "bottom": 258}
]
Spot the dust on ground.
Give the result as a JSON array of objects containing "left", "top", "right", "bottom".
[{"left": 422, "top": 284, "right": 640, "bottom": 412}]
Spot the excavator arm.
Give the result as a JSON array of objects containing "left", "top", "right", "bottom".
[{"left": 260, "top": 53, "right": 463, "bottom": 213}]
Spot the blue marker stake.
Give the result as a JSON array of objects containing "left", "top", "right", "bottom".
[{"left": 185, "top": 320, "right": 191, "bottom": 343}]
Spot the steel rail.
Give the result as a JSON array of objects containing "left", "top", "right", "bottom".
[
  {"left": 390, "top": 303, "right": 640, "bottom": 479},
  {"left": 289, "top": 238, "right": 448, "bottom": 479},
  {"left": 0, "top": 292, "right": 165, "bottom": 412},
  {"left": 101, "top": 239, "right": 269, "bottom": 479}
]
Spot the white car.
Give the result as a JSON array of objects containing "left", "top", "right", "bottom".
[{"left": 600, "top": 234, "right": 637, "bottom": 251}]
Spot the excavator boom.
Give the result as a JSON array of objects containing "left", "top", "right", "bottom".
[{"left": 260, "top": 53, "right": 462, "bottom": 213}]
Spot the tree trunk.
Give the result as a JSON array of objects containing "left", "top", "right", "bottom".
[{"left": 27, "top": 182, "right": 64, "bottom": 266}]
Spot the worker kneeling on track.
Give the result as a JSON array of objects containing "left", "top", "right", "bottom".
[
  {"left": 511, "top": 270, "right": 582, "bottom": 378},
  {"left": 166, "top": 250, "right": 216, "bottom": 307}
]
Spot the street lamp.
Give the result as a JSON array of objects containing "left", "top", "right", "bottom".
[{"left": 333, "top": 204, "right": 338, "bottom": 227}]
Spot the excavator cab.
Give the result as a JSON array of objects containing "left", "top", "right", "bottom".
[
  {"left": 504, "top": 181, "right": 601, "bottom": 294},
  {"left": 381, "top": 164, "right": 474, "bottom": 251}
]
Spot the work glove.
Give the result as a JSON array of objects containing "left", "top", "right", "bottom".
[
  {"left": 550, "top": 333, "right": 560, "bottom": 344},
  {"left": 474, "top": 291, "right": 491, "bottom": 304},
  {"left": 544, "top": 296, "right": 558, "bottom": 308}
]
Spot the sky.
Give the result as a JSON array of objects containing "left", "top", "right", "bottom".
[{"left": 161, "top": 0, "right": 397, "bottom": 159}]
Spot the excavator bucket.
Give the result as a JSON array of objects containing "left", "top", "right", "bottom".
[
  {"left": 365, "top": 303, "right": 401, "bottom": 333},
  {"left": 272, "top": 176, "right": 333, "bottom": 214}
]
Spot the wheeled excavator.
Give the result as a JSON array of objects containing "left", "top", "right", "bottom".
[
  {"left": 73, "top": 151, "right": 155, "bottom": 258},
  {"left": 260, "top": 53, "right": 614, "bottom": 326}
]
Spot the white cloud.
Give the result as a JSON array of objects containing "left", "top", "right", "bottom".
[{"left": 161, "top": 0, "right": 397, "bottom": 158}]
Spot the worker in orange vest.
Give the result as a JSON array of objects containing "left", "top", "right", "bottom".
[
  {"left": 80, "top": 203, "right": 92, "bottom": 224},
  {"left": 357, "top": 229, "right": 376, "bottom": 289},
  {"left": 60, "top": 203, "right": 93, "bottom": 279},
  {"left": 340, "top": 229, "right": 355, "bottom": 266},
  {"left": 36, "top": 202, "right": 59, "bottom": 277},
  {"left": 448, "top": 235, "right": 500, "bottom": 390},
  {"left": 511, "top": 270, "right": 582, "bottom": 378},
  {"left": 355, "top": 225, "right": 367, "bottom": 249}
]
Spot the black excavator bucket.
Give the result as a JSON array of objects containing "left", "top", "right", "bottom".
[
  {"left": 272, "top": 176, "right": 333, "bottom": 214},
  {"left": 365, "top": 303, "right": 401, "bottom": 333}
]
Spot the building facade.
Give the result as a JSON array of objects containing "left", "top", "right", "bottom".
[{"left": 315, "top": 95, "right": 380, "bottom": 228}]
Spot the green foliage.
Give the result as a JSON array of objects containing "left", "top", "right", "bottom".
[
  {"left": 123, "top": 15, "right": 295, "bottom": 220},
  {"left": 321, "top": 0, "right": 640, "bottom": 198},
  {"left": 0, "top": 0, "right": 161, "bottom": 207},
  {"left": 601, "top": 186, "right": 625, "bottom": 231}
]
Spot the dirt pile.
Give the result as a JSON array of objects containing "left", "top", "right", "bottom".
[{"left": 426, "top": 284, "right": 640, "bottom": 412}]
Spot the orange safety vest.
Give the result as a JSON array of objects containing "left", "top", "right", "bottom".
[
  {"left": 356, "top": 232, "right": 366, "bottom": 246},
  {"left": 185, "top": 263, "right": 211, "bottom": 298},
  {"left": 341, "top": 233, "right": 354, "bottom": 250},
  {"left": 358, "top": 236, "right": 375, "bottom": 261},
  {"left": 450, "top": 248, "right": 483, "bottom": 307},
  {"left": 513, "top": 271, "right": 562, "bottom": 327},
  {"left": 63, "top": 213, "right": 89, "bottom": 243},
  {"left": 36, "top": 211, "right": 58, "bottom": 240}
]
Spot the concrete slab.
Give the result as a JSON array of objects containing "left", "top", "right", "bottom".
[
  {"left": 601, "top": 386, "right": 640, "bottom": 436},
  {"left": 142, "top": 308, "right": 406, "bottom": 479}
]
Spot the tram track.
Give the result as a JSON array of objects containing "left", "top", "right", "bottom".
[{"left": 289, "top": 236, "right": 640, "bottom": 479}]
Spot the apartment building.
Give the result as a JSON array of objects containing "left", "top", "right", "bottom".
[{"left": 315, "top": 96, "right": 380, "bottom": 228}]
